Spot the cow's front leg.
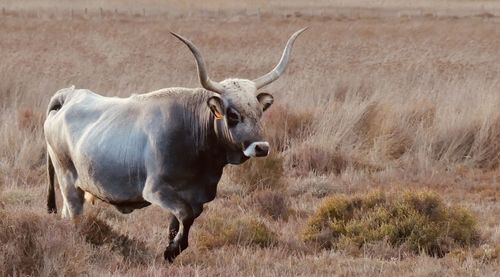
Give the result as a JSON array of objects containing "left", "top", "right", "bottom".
[
  {"left": 142, "top": 177, "right": 194, "bottom": 262},
  {"left": 168, "top": 216, "right": 179, "bottom": 242},
  {"left": 164, "top": 204, "right": 205, "bottom": 260},
  {"left": 167, "top": 204, "right": 203, "bottom": 247}
]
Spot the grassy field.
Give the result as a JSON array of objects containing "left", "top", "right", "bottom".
[{"left": 0, "top": 1, "right": 499, "bottom": 276}]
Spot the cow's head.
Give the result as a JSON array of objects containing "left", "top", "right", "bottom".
[{"left": 172, "top": 28, "right": 306, "bottom": 164}]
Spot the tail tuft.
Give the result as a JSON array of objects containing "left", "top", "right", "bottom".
[{"left": 47, "top": 153, "right": 57, "bottom": 214}]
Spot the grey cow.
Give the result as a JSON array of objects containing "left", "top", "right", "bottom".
[{"left": 44, "top": 28, "right": 306, "bottom": 261}]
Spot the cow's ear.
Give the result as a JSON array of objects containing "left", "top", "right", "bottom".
[
  {"left": 257, "top": 93, "right": 274, "bottom": 111},
  {"left": 207, "top": 96, "right": 225, "bottom": 119}
]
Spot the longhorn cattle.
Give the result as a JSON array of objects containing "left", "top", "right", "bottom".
[{"left": 44, "top": 28, "right": 306, "bottom": 261}]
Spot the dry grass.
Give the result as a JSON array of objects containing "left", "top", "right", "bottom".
[
  {"left": 195, "top": 210, "right": 277, "bottom": 249},
  {"left": 0, "top": 1, "right": 499, "bottom": 276},
  {"left": 227, "top": 152, "right": 285, "bottom": 192},
  {"left": 263, "top": 104, "right": 314, "bottom": 152},
  {"left": 249, "top": 189, "right": 291, "bottom": 220}
]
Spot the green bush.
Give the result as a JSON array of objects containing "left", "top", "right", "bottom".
[{"left": 302, "top": 190, "right": 480, "bottom": 257}]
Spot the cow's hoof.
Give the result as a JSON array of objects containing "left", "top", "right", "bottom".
[{"left": 164, "top": 245, "right": 181, "bottom": 263}]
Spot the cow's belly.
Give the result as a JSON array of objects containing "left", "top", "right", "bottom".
[
  {"left": 76, "top": 164, "right": 147, "bottom": 204},
  {"left": 73, "top": 122, "right": 148, "bottom": 203},
  {"left": 74, "top": 149, "right": 147, "bottom": 203}
]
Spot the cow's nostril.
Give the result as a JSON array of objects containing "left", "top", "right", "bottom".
[
  {"left": 255, "top": 143, "right": 269, "bottom": 156},
  {"left": 243, "top": 141, "right": 270, "bottom": 157}
]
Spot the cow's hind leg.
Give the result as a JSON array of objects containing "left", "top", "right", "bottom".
[{"left": 57, "top": 171, "right": 85, "bottom": 220}]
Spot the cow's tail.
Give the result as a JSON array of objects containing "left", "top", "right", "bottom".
[
  {"left": 45, "top": 86, "right": 75, "bottom": 213},
  {"left": 47, "top": 152, "right": 57, "bottom": 213}
]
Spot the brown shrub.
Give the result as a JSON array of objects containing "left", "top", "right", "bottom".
[
  {"left": 263, "top": 104, "right": 314, "bottom": 152},
  {"left": 195, "top": 213, "right": 277, "bottom": 250},
  {"left": 0, "top": 209, "right": 149, "bottom": 276},
  {"left": 354, "top": 103, "right": 413, "bottom": 160},
  {"left": 249, "top": 190, "right": 291, "bottom": 220},
  {"left": 17, "top": 107, "right": 43, "bottom": 131},
  {"left": 432, "top": 125, "right": 478, "bottom": 164},
  {"left": 0, "top": 187, "right": 34, "bottom": 207},
  {"left": 0, "top": 210, "right": 95, "bottom": 276},
  {"left": 384, "top": 128, "right": 413, "bottom": 160},
  {"left": 472, "top": 244, "right": 500, "bottom": 263},
  {"left": 470, "top": 116, "right": 500, "bottom": 169},
  {"left": 353, "top": 103, "right": 383, "bottom": 140},
  {"left": 285, "top": 144, "right": 381, "bottom": 176},
  {"left": 77, "top": 214, "right": 148, "bottom": 264},
  {"left": 0, "top": 210, "right": 45, "bottom": 276},
  {"left": 227, "top": 152, "right": 284, "bottom": 192},
  {"left": 430, "top": 115, "right": 500, "bottom": 170},
  {"left": 78, "top": 215, "right": 117, "bottom": 246},
  {"left": 286, "top": 145, "right": 347, "bottom": 176},
  {"left": 408, "top": 100, "right": 436, "bottom": 129}
]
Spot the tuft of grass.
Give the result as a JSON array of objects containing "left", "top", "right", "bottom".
[
  {"left": 17, "top": 107, "right": 43, "bottom": 131},
  {"left": 78, "top": 214, "right": 118, "bottom": 246},
  {"left": 472, "top": 244, "right": 500, "bottom": 263},
  {"left": 353, "top": 103, "right": 413, "bottom": 160},
  {"left": 0, "top": 210, "right": 150, "bottom": 276},
  {"left": 250, "top": 189, "right": 291, "bottom": 220},
  {"left": 196, "top": 214, "right": 276, "bottom": 249},
  {"left": 0, "top": 187, "right": 34, "bottom": 206},
  {"left": 0, "top": 210, "right": 45, "bottom": 276},
  {"left": 263, "top": 104, "right": 314, "bottom": 152},
  {"left": 0, "top": 210, "right": 95, "bottom": 276},
  {"left": 302, "top": 190, "right": 480, "bottom": 257},
  {"left": 286, "top": 144, "right": 381, "bottom": 176},
  {"left": 286, "top": 145, "right": 348, "bottom": 176},
  {"left": 77, "top": 214, "right": 148, "bottom": 264},
  {"left": 227, "top": 152, "right": 284, "bottom": 192}
]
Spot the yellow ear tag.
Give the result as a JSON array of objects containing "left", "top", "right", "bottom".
[{"left": 214, "top": 110, "right": 223, "bottom": 120}]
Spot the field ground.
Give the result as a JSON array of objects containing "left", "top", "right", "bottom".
[{"left": 0, "top": 1, "right": 499, "bottom": 276}]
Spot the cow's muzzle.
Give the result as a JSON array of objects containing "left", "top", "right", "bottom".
[{"left": 243, "top": 141, "right": 270, "bottom": 157}]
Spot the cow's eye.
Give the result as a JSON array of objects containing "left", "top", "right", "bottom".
[{"left": 227, "top": 108, "right": 240, "bottom": 127}]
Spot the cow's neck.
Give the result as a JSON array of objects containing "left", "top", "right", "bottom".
[{"left": 185, "top": 89, "right": 229, "bottom": 167}]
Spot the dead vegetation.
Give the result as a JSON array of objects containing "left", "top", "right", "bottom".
[
  {"left": 249, "top": 189, "right": 291, "bottom": 220},
  {"left": 227, "top": 152, "right": 285, "bottom": 192},
  {"left": 0, "top": 210, "right": 90, "bottom": 276},
  {"left": 262, "top": 104, "right": 314, "bottom": 152},
  {"left": 195, "top": 210, "right": 277, "bottom": 249},
  {"left": 77, "top": 214, "right": 149, "bottom": 265},
  {"left": 0, "top": 1, "right": 499, "bottom": 276}
]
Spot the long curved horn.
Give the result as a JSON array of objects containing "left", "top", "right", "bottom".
[
  {"left": 253, "top": 27, "right": 308, "bottom": 89},
  {"left": 170, "top": 32, "right": 225, "bottom": 94}
]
